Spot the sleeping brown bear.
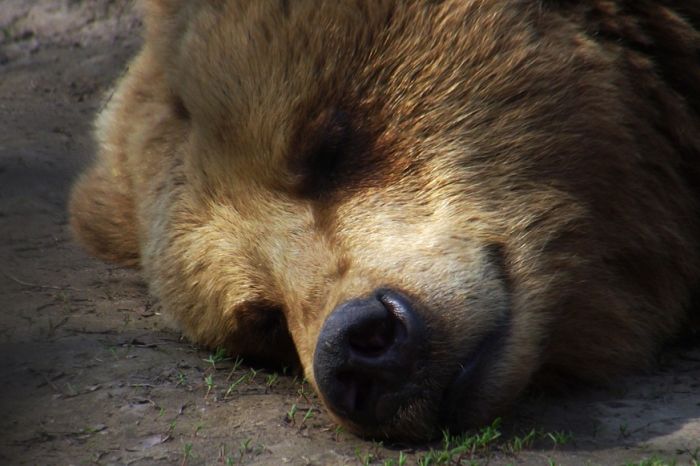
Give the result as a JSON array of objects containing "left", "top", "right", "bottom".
[{"left": 69, "top": 0, "right": 700, "bottom": 440}]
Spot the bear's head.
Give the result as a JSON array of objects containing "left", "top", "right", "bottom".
[{"left": 133, "top": 0, "right": 698, "bottom": 440}]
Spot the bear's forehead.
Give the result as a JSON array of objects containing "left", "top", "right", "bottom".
[
  {"left": 171, "top": 3, "right": 466, "bottom": 178},
  {"left": 172, "top": 1, "right": 538, "bottom": 128},
  {"left": 169, "top": 0, "right": 591, "bottom": 201}
]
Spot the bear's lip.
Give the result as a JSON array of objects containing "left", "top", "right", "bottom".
[{"left": 437, "top": 315, "right": 511, "bottom": 430}]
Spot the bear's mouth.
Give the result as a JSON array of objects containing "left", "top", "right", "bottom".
[{"left": 438, "top": 314, "right": 511, "bottom": 430}]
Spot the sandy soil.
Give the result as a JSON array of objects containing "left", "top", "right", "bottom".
[{"left": 1, "top": 2, "right": 699, "bottom": 465}]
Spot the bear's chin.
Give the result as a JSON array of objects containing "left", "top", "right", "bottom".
[{"left": 438, "top": 314, "right": 512, "bottom": 432}]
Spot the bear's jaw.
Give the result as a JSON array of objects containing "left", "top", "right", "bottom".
[
  {"left": 311, "top": 323, "right": 515, "bottom": 441},
  {"left": 438, "top": 311, "right": 511, "bottom": 431},
  {"left": 309, "top": 285, "right": 514, "bottom": 440}
]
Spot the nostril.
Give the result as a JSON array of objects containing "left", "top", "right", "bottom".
[{"left": 347, "top": 309, "right": 404, "bottom": 357}]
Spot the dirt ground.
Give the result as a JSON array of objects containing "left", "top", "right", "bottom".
[{"left": 1, "top": 2, "right": 699, "bottom": 465}]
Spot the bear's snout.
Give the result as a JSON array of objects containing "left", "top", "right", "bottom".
[{"left": 313, "top": 289, "right": 427, "bottom": 428}]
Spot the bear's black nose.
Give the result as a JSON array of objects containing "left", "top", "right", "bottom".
[{"left": 313, "top": 289, "right": 426, "bottom": 427}]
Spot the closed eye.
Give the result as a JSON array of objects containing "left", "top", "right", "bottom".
[
  {"left": 289, "top": 109, "right": 356, "bottom": 199},
  {"left": 286, "top": 105, "right": 401, "bottom": 201}
]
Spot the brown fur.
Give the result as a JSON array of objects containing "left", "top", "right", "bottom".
[{"left": 69, "top": 0, "right": 700, "bottom": 439}]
